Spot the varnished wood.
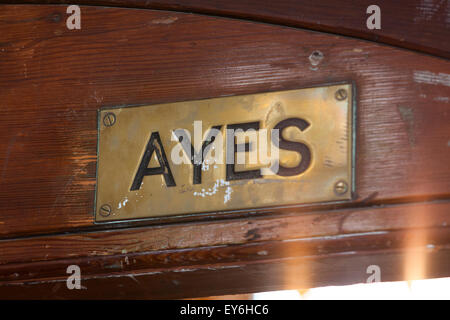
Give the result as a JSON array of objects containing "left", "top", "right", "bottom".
[
  {"left": 0, "top": 201, "right": 448, "bottom": 298},
  {"left": 1, "top": 230, "right": 449, "bottom": 298},
  {"left": 0, "top": 5, "right": 449, "bottom": 238},
  {"left": 0, "top": 201, "right": 449, "bottom": 265},
  {"left": 12, "top": 0, "right": 450, "bottom": 59},
  {"left": 0, "top": 5, "right": 449, "bottom": 298}
]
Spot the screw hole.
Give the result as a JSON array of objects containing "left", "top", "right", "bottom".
[{"left": 309, "top": 50, "right": 324, "bottom": 68}]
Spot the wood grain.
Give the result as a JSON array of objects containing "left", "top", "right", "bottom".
[
  {"left": 0, "top": 200, "right": 448, "bottom": 266},
  {"left": 0, "top": 5, "right": 449, "bottom": 298},
  {"left": 11, "top": 0, "right": 450, "bottom": 59},
  {"left": 1, "top": 231, "right": 449, "bottom": 299},
  {"left": 0, "top": 200, "right": 448, "bottom": 297},
  {"left": 0, "top": 5, "right": 449, "bottom": 238}
]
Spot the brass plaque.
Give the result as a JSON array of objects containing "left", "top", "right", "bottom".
[{"left": 95, "top": 84, "right": 354, "bottom": 222}]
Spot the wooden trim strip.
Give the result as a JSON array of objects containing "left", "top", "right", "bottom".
[
  {"left": 0, "top": 229, "right": 448, "bottom": 298},
  {"left": 1, "top": 201, "right": 448, "bottom": 265}
]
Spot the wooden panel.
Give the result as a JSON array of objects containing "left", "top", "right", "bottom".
[
  {"left": 0, "top": 5, "right": 449, "bottom": 238},
  {"left": 0, "top": 227, "right": 449, "bottom": 298},
  {"left": 0, "top": 4, "right": 449, "bottom": 299},
  {"left": 0, "top": 201, "right": 448, "bottom": 275},
  {"left": 13, "top": 0, "right": 450, "bottom": 59},
  {"left": 2, "top": 249, "right": 449, "bottom": 299}
]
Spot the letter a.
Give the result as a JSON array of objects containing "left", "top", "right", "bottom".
[
  {"left": 366, "top": 5, "right": 381, "bottom": 30},
  {"left": 130, "top": 132, "right": 176, "bottom": 190},
  {"left": 66, "top": 5, "right": 81, "bottom": 30}
]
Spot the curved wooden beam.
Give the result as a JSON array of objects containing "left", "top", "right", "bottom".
[{"left": 9, "top": 0, "right": 450, "bottom": 59}]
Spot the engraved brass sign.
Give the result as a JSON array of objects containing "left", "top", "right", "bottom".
[{"left": 95, "top": 84, "right": 354, "bottom": 222}]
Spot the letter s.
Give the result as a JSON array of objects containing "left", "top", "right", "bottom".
[{"left": 272, "top": 118, "right": 311, "bottom": 176}]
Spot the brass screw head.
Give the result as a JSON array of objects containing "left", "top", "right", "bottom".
[
  {"left": 335, "top": 88, "right": 348, "bottom": 101},
  {"left": 99, "top": 204, "right": 112, "bottom": 217},
  {"left": 334, "top": 180, "right": 348, "bottom": 195},
  {"left": 103, "top": 112, "right": 116, "bottom": 127}
]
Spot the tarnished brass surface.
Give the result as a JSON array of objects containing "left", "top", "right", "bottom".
[{"left": 95, "top": 84, "right": 354, "bottom": 222}]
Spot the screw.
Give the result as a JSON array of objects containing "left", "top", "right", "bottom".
[
  {"left": 334, "top": 180, "right": 348, "bottom": 195},
  {"left": 99, "top": 204, "right": 112, "bottom": 217},
  {"left": 335, "top": 89, "right": 348, "bottom": 101},
  {"left": 103, "top": 112, "right": 116, "bottom": 127}
]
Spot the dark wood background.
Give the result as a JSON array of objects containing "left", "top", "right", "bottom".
[
  {"left": 0, "top": 3, "right": 449, "bottom": 298},
  {"left": 11, "top": 0, "right": 450, "bottom": 59}
]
